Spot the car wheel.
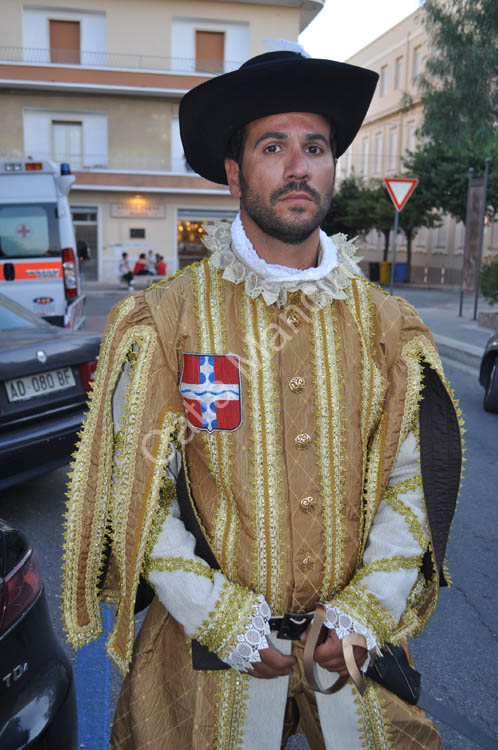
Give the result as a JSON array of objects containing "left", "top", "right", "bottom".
[{"left": 484, "top": 359, "right": 498, "bottom": 412}]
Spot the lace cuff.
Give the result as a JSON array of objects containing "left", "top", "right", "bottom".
[
  {"left": 324, "top": 604, "right": 379, "bottom": 663},
  {"left": 222, "top": 595, "right": 271, "bottom": 672}
]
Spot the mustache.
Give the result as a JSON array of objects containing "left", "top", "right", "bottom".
[{"left": 270, "top": 181, "right": 321, "bottom": 205}]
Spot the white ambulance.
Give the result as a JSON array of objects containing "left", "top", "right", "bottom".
[{"left": 0, "top": 159, "right": 85, "bottom": 329}]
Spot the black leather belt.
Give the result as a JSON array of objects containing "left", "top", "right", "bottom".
[{"left": 269, "top": 612, "right": 314, "bottom": 640}]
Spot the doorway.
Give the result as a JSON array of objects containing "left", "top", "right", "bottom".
[{"left": 71, "top": 205, "right": 98, "bottom": 281}]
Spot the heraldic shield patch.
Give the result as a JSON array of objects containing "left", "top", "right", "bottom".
[{"left": 180, "top": 353, "right": 242, "bottom": 433}]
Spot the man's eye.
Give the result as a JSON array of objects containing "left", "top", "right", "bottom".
[
  {"left": 264, "top": 144, "right": 281, "bottom": 153},
  {"left": 307, "top": 145, "right": 323, "bottom": 154}
]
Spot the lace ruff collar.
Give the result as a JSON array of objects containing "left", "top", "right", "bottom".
[
  {"left": 202, "top": 215, "right": 362, "bottom": 308},
  {"left": 230, "top": 213, "right": 338, "bottom": 281}
]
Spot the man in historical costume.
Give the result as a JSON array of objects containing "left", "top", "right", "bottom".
[{"left": 62, "top": 43, "right": 462, "bottom": 749}]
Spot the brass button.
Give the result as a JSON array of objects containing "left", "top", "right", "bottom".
[
  {"left": 289, "top": 376, "right": 305, "bottom": 394},
  {"left": 295, "top": 432, "right": 311, "bottom": 450},
  {"left": 300, "top": 496, "right": 315, "bottom": 513},
  {"left": 300, "top": 555, "right": 315, "bottom": 572},
  {"left": 286, "top": 310, "right": 302, "bottom": 329}
]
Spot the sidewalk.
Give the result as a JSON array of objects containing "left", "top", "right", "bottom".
[
  {"left": 83, "top": 279, "right": 495, "bottom": 370},
  {"left": 388, "top": 284, "right": 495, "bottom": 370}
]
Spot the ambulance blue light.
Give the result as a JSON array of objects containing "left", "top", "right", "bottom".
[{"left": 60, "top": 163, "right": 71, "bottom": 175}]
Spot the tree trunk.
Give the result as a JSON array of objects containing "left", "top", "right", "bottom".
[
  {"left": 406, "top": 231, "right": 413, "bottom": 283},
  {"left": 382, "top": 230, "right": 390, "bottom": 262}
]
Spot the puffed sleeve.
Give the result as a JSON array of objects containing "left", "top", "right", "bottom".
[
  {"left": 324, "top": 295, "right": 461, "bottom": 653},
  {"left": 62, "top": 292, "right": 185, "bottom": 672}
]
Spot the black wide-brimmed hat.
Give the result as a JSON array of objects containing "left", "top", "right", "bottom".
[{"left": 179, "top": 48, "right": 379, "bottom": 185}]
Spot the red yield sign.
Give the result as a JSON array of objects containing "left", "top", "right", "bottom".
[{"left": 384, "top": 178, "right": 418, "bottom": 211}]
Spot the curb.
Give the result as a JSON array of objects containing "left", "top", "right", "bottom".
[{"left": 433, "top": 334, "right": 481, "bottom": 370}]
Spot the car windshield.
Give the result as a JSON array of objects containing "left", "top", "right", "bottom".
[
  {"left": 0, "top": 203, "right": 60, "bottom": 258},
  {"left": 0, "top": 294, "right": 50, "bottom": 330}
]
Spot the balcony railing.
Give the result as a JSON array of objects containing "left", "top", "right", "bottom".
[{"left": 0, "top": 46, "right": 241, "bottom": 75}]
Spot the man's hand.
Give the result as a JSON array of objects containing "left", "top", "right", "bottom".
[
  {"left": 301, "top": 626, "right": 367, "bottom": 676},
  {"left": 246, "top": 645, "right": 296, "bottom": 679}
]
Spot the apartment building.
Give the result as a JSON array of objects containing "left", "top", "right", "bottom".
[
  {"left": 341, "top": 9, "right": 497, "bottom": 285},
  {"left": 0, "top": 0, "right": 323, "bottom": 280}
]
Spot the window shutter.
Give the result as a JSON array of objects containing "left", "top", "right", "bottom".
[{"left": 50, "top": 20, "right": 80, "bottom": 64}]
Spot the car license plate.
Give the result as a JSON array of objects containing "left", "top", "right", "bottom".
[{"left": 5, "top": 367, "right": 76, "bottom": 402}]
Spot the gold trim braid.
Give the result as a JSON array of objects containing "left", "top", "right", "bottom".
[
  {"left": 62, "top": 289, "right": 185, "bottom": 672},
  {"left": 63, "top": 296, "right": 136, "bottom": 647},
  {"left": 214, "top": 670, "right": 250, "bottom": 750},
  {"left": 311, "top": 305, "right": 346, "bottom": 600},
  {"left": 190, "top": 581, "right": 261, "bottom": 660},
  {"left": 107, "top": 407, "right": 183, "bottom": 672},
  {"left": 242, "top": 294, "right": 284, "bottom": 611},
  {"left": 192, "top": 262, "right": 239, "bottom": 579}
]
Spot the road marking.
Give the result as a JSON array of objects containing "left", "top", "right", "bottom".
[{"left": 75, "top": 603, "right": 113, "bottom": 749}]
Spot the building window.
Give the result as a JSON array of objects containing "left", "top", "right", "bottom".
[
  {"left": 394, "top": 56, "right": 404, "bottom": 89},
  {"left": 130, "top": 228, "right": 146, "bottom": 239},
  {"left": 49, "top": 19, "right": 80, "bottom": 64},
  {"left": 171, "top": 18, "right": 248, "bottom": 74},
  {"left": 177, "top": 210, "right": 236, "bottom": 268},
  {"left": 361, "top": 136, "right": 369, "bottom": 176},
  {"left": 380, "top": 65, "right": 388, "bottom": 96},
  {"left": 412, "top": 45, "right": 422, "bottom": 79},
  {"left": 52, "top": 121, "right": 82, "bottom": 168},
  {"left": 389, "top": 127, "right": 398, "bottom": 171},
  {"left": 71, "top": 208, "right": 97, "bottom": 222},
  {"left": 346, "top": 147, "right": 352, "bottom": 177},
  {"left": 171, "top": 116, "right": 194, "bottom": 173},
  {"left": 455, "top": 222, "right": 465, "bottom": 255},
  {"left": 407, "top": 120, "right": 417, "bottom": 153},
  {"left": 23, "top": 8, "right": 106, "bottom": 66},
  {"left": 339, "top": 147, "right": 352, "bottom": 179},
  {"left": 375, "top": 133, "right": 383, "bottom": 175},
  {"left": 433, "top": 216, "right": 448, "bottom": 253},
  {"left": 24, "top": 109, "right": 107, "bottom": 169},
  {"left": 195, "top": 30, "right": 225, "bottom": 73}
]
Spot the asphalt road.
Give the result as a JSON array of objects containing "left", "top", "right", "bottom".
[{"left": 1, "top": 289, "right": 497, "bottom": 749}]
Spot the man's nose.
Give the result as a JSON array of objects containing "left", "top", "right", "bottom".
[{"left": 283, "top": 147, "right": 311, "bottom": 181}]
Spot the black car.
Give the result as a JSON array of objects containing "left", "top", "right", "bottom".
[
  {"left": 0, "top": 294, "right": 100, "bottom": 489},
  {"left": 0, "top": 519, "right": 78, "bottom": 748},
  {"left": 479, "top": 331, "right": 498, "bottom": 412}
]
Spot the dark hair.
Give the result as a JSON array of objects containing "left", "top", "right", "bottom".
[
  {"left": 226, "top": 126, "right": 248, "bottom": 167},
  {"left": 226, "top": 117, "right": 337, "bottom": 167}
]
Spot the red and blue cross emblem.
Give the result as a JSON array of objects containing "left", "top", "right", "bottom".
[{"left": 180, "top": 353, "right": 242, "bottom": 432}]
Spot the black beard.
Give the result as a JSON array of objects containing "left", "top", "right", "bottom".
[{"left": 239, "top": 175, "right": 334, "bottom": 245}]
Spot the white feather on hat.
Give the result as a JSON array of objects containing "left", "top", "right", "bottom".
[{"left": 261, "top": 38, "right": 311, "bottom": 58}]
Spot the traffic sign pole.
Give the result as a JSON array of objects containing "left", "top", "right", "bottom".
[
  {"left": 383, "top": 178, "right": 418, "bottom": 295},
  {"left": 459, "top": 167, "right": 474, "bottom": 317},
  {"left": 389, "top": 209, "right": 400, "bottom": 296},
  {"left": 473, "top": 157, "right": 490, "bottom": 321}
]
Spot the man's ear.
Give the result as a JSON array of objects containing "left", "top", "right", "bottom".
[{"left": 224, "top": 157, "right": 242, "bottom": 199}]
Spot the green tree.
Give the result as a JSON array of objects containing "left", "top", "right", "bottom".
[
  {"left": 480, "top": 259, "right": 498, "bottom": 306},
  {"left": 322, "top": 175, "right": 377, "bottom": 238},
  {"left": 415, "top": 0, "right": 498, "bottom": 218},
  {"left": 419, "top": 0, "right": 498, "bottom": 154},
  {"left": 402, "top": 141, "right": 497, "bottom": 225},
  {"left": 324, "top": 176, "right": 394, "bottom": 259},
  {"left": 324, "top": 174, "right": 439, "bottom": 281},
  {"left": 368, "top": 180, "right": 396, "bottom": 262}
]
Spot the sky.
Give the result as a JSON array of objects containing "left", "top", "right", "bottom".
[{"left": 299, "top": 0, "right": 422, "bottom": 62}]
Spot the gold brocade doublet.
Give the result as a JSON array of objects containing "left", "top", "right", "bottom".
[
  {"left": 63, "top": 255, "right": 459, "bottom": 750},
  {"left": 167, "top": 263, "right": 388, "bottom": 615}
]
